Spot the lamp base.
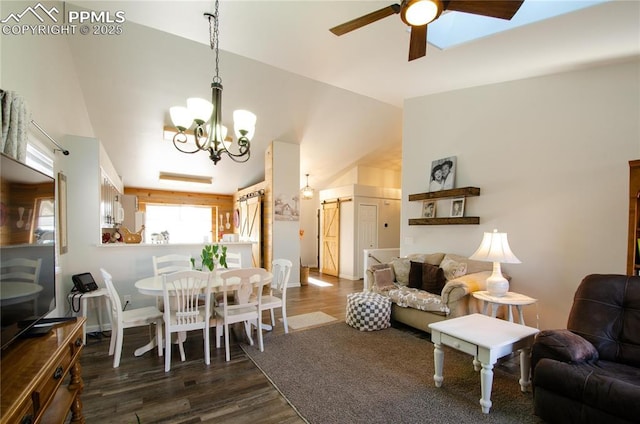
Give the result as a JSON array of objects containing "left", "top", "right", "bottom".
[{"left": 486, "top": 262, "right": 509, "bottom": 297}]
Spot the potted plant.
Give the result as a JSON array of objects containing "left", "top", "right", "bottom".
[{"left": 191, "top": 244, "right": 228, "bottom": 271}]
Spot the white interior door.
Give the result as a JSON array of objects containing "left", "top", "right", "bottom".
[{"left": 357, "top": 204, "right": 378, "bottom": 279}]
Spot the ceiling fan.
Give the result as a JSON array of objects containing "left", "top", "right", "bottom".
[{"left": 329, "top": 0, "right": 524, "bottom": 61}]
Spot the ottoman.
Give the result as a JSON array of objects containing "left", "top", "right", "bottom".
[{"left": 346, "top": 292, "right": 392, "bottom": 331}]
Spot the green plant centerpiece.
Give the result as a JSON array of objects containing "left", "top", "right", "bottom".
[{"left": 191, "top": 244, "right": 228, "bottom": 271}]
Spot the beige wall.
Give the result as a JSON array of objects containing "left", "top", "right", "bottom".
[{"left": 402, "top": 59, "right": 640, "bottom": 330}]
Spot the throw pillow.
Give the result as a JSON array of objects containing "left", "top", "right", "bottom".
[
  {"left": 391, "top": 258, "right": 412, "bottom": 285},
  {"left": 408, "top": 261, "right": 423, "bottom": 289},
  {"left": 440, "top": 256, "right": 468, "bottom": 281},
  {"left": 373, "top": 268, "right": 396, "bottom": 291},
  {"left": 421, "top": 263, "right": 447, "bottom": 295},
  {"left": 408, "top": 261, "right": 447, "bottom": 295}
]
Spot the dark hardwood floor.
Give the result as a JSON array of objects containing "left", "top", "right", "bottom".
[
  {"left": 78, "top": 271, "right": 362, "bottom": 423},
  {"left": 77, "top": 271, "right": 520, "bottom": 423}
]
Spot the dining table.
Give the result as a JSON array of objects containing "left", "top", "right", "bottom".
[
  {"left": 133, "top": 270, "right": 273, "bottom": 356},
  {"left": 0, "top": 282, "right": 42, "bottom": 307}
]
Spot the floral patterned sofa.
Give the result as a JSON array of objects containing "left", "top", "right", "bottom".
[{"left": 365, "top": 253, "right": 495, "bottom": 333}]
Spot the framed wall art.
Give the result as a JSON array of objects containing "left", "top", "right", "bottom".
[
  {"left": 450, "top": 197, "right": 465, "bottom": 218},
  {"left": 422, "top": 200, "right": 436, "bottom": 218},
  {"left": 429, "top": 156, "right": 457, "bottom": 192}
]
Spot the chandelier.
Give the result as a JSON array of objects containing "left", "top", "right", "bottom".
[
  {"left": 301, "top": 174, "right": 314, "bottom": 200},
  {"left": 169, "top": 1, "right": 256, "bottom": 165}
]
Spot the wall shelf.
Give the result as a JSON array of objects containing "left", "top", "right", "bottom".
[{"left": 408, "top": 186, "right": 481, "bottom": 226}]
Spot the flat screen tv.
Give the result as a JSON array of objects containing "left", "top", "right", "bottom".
[{"left": 0, "top": 153, "right": 57, "bottom": 350}]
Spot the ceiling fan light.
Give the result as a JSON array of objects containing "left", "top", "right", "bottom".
[
  {"left": 402, "top": 0, "right": 442, "bottom": 26},
  {"left": 187, "top": 97, "right": 214, "bottom": 125},
  {"left": 170, "top": 106, "right": 193, "bottom": 131}
]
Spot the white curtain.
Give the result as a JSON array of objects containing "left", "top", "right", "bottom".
[{"left": 0, "top": 89, "right": 30, "bottom": 161}]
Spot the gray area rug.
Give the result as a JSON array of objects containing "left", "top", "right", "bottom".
[{"left": 243, "top": 322, "right": 543, "bottom": 424}]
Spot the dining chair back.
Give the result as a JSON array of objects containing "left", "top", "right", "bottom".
[
  {"left": 100, "top": 268, "right": 163, "bottom": 368},
  {"left": 214, "top": 268, "right": 270, "bottom": 361},
  {"left": 225, "top": 252, "right": 242, "bottom": 269},
  {"left": 152, "top": 254, "right": 192, "bottom": 276},
  {"left": 162, "top": 270, "right": 213, "bottom": 372},
  {"left": 261, "top": 259, "right": 293, "bottom": 334},
  {"left": 0, "top": 257, "right": 42, "bottom": 283}
]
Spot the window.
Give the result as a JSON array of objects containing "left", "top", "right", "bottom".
[{"left": 144, "top": 204, "right": 213, "bottom": 244}]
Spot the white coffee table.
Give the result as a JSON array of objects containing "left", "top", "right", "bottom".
[{"left": 428, "top": 313, "right": 539, "bottom": 414}]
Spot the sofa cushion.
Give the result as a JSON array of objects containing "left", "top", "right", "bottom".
[
  {"left": 440, "top": 256, "right": 468, "bottom": 281},
  {"left": 408, "top": 261, "right": 446, "bottom": 295},
  {"left": 442, "top": 253, "right": 493, "bottom": 276},
  {"left": 373, "top": 268, "right": 396, "bottom": 291},
  {"left": 391, "top": 253, "right": 445, "bottom": 285}
]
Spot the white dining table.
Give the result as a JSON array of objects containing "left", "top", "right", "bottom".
[{"left": 133, "top": 271, "right": 272, "bottom": 356}]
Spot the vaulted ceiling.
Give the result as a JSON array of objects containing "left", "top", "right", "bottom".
[{"left": 63, "top": 0, "right": 639, "bottom": 194}]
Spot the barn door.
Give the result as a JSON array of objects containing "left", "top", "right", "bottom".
[
  {"left": 321, "top": 201, "right": 340, "bottom": 277},
  {"left": 239, "top": 196, "right": 261, "bottom": 267}
]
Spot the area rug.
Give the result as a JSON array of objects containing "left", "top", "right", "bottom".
[
  {"left": 243, "top": 322, "right": 541, "bottom": 424},
  {"left": 281, "top": 311, "right": 337, "bottom": 330}
]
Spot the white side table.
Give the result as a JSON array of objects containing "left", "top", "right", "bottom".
[
  {"left": 472, "top": 291, "right": 537, "bottom": 325},
  {"left": 68, "top": 288, "right": 112, "bottom": 344},
  {"left": 429, "top": 313, "right": 539, "bottom": 414}
]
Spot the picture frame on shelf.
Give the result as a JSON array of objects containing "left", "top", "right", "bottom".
[
  {"left": 428, "top": 156, "right": 457, "bottom": 192},
  {"left": 422, "top": 200, "right": 436, "bottom": 218},
  {"left": 450, "top": 197, "right": 465, "bottom": 218}
]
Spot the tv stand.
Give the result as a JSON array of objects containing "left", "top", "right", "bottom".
[{"left": 1, "top": 318, "right": 86, "bottom": 423}]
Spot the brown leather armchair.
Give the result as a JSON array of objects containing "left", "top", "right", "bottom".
[{"left": 531, "top": 274, "right": 640, "bottom": 424}]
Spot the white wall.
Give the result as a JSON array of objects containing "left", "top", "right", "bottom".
[
  {"left": 272, "top": 141, "right": 301, "bottom": 285},
  {"left": 402, "top": 60, "right": 640, "bottom": 330}
]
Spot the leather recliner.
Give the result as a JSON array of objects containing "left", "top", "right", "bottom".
[{"left": 531, "top": 274, "right": 640, "bottom": 423}]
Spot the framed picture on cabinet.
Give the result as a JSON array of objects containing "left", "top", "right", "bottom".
[
  {"left": 429, "top": 156, "right": 457, "bottom": 192},
  {"left": 422, "top": 200, "right": 436, "bottom": 218},
  {"left": 450, "top": 198, "right": 465, "bottom": 218}
]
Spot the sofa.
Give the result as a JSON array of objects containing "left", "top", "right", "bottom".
[
  {"left": 365, "top": 253, "right": 495, "bottom": 333},
  {"left": 531, "top": 274, "right": 640, "bottom": 424}
]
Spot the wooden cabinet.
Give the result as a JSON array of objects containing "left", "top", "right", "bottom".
[
  {"left": 627, "top": 160, "right": 640, "bottom": 275},
  {"left": 408, "top": 187, "right": 481, "bottom": 225},
  {"left": 1, "top": 318, "right": 86, "bottom": 424}
]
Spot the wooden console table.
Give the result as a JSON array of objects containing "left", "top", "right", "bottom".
[{"left": 1, "top": 318, "right": 86, "bottom": 424}]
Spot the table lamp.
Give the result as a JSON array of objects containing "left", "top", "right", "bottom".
[{"left": 469, "top": 229, "right": 521, "bottom": 297}]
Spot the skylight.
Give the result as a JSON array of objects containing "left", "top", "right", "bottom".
[{"left": 428, "top": 0, "right": 610, "bottom": 50}]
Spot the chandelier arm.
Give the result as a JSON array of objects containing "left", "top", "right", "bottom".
[{"left": 172, "top": 132, "right": 201, "bottom": 154}]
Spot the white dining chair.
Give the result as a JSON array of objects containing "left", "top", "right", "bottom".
[
  {"left": 224, "top": 251, "right": 242, "bottom": 269},
  {"left": 152, "top": 254, "right": 192, "bottom": 276},
  {"left": 100, "top": 268, "right": 163, "bottom": 368},
  {"left": 259, "top": 259, "right": 292, "bottom": 334},
  {"left": 214, "top": 268, "right": 269, "bottom": 362},
  {"left": 162, "top": 270, "right": 214, "bottom": 372}
]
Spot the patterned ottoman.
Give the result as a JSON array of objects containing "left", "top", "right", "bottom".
[{"left": 346, "top": 292, "right": 392, "bottom": 331}]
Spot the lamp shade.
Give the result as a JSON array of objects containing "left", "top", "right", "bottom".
[
  {"left": 169, "top": 106, "right": 193, "bottom": 131},
  {"left": 469, "top": 229, "right": 521, "bottom": 264},
  {"left": 233, "top": 109, "right": 257, "bottom": 139},
  {"left": 187, "top": 97, "right": 214, "bottom": 124}
]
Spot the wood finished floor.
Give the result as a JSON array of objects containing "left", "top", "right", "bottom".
[
  {"left": 78, "top": 271, "right": 361, "bottom": 424},
  {"left": 77, "top": 272, "right": 521, "bottom": 423}
]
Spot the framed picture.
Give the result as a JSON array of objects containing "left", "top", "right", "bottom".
[
  {"left": 422, "top": 200, "right": 436, "bottom": 218},
  {"left": 58, "top": 172, "right": 68, "bottom": 254},
  {"left": 428, "top": 156, "right": 457, "bottom": 192},
  {"left": 450, "top": 197, "right": 465, "bottom": 218}
]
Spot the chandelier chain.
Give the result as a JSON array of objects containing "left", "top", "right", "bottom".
[{"left": 208, "top": 0, "right": 221, "bottom": 84}]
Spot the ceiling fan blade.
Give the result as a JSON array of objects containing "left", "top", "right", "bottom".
[
  {"left": 444, "top": 0, "right": 524, "bottom": 20},
  {"left": 408, "top": 24, "right": 427, "bottom": 61},
  {"left": 330, "top": 3, "right": 401, "bottom": 36}
]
